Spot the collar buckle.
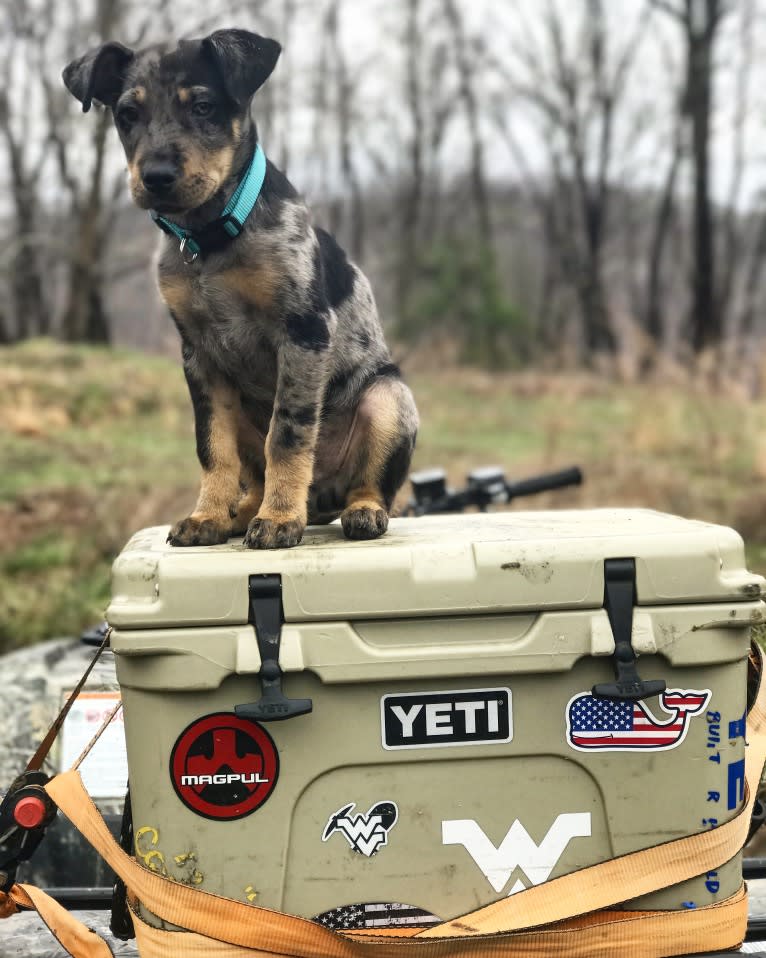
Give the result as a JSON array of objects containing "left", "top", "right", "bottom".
[{"left": 151, "top": 144, "right": 266, "bottom": 261}]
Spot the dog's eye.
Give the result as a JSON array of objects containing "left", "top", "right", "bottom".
[
  {"left": 191, "top": 100, "right": 215, "bottom": 118},
  {"left": 116, "top": 105, "right": 140, "bottom": 128}
]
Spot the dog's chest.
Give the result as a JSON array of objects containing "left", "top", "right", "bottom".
[{"left": 160, "top": 257, "right": 282, "bottom": 383}]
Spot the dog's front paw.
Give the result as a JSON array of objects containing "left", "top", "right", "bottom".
[
  {"left": 168, "top": 515, "right": 232, "bottom": 547},
  {"left": 341, "top": 505, "right": 389, "bottom": 540},
  {"left": 245, "top": 516, "right": 305, "bottom": 550}
]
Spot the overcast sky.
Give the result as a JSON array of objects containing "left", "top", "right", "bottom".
[
  {"left": 291, "top": 0, "right": 766, "bottom": 209},
  {"left": 4, "top": 0, "right": 766, "bottom": 211}
]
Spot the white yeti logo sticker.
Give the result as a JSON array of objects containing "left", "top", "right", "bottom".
[
  {"left": 442, "top": 813, "right": 592, "bottom": 894},
  {"left": 322, "top": 801, "right": 399, "bottom": 857}
]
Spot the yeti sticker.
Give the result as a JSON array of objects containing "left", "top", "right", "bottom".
[{"left": 322, "top": 802, "right": 398, "bottom": 857}]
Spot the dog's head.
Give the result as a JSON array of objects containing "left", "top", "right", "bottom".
[{"left": 63, "top": 30, "right": 280, "bottom": 214}]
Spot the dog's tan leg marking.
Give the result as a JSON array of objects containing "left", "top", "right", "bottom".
[
  {"left": 169, "top": 384, "right": 242, "bottom": 546},
  {"left": 341, "top": 381, "right": 404, "bottom": 540},
  {"left": 246, "top": 446, "right": 314, "bottom": 550}
]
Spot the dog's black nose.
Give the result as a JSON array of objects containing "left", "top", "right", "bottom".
[{"left": 142, "top": 163, "right": 178, "bottom": 194}]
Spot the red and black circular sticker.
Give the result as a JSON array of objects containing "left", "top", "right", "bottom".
[{"left": 169, "top": 713, "right": 279, "bottom": 821}]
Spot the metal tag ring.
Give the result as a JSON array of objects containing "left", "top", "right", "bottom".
[{"left": 179, "top": 237, "right": 198, "bottom": 265}]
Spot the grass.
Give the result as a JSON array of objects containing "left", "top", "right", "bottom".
[{"left": 2, "top": 338, "right": 766, "bottom": 651}]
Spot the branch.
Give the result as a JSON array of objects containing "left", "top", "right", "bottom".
[
  {"left": 649, "top": 0, "right": 684, "bottom": 22},
  {"left": 611, "top": 0, "right": 654, "bottom": 99}
]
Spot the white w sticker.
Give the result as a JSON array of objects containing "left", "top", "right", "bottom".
[{"left": 442, "top": 813, "right": 592, "bottom": 894}]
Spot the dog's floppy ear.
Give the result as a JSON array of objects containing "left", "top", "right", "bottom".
[
  {"left": 62, "top": 42, "right": 135, "bottom": 113},
  {"left": 203, "top": 29, "right": 281, "bottom": 106}
]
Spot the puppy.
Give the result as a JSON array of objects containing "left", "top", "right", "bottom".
[{"left": 63, "top": 29, "right": 418, "bottom": 549}]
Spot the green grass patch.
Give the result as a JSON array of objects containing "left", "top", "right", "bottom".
[
  {"left": 2, "top": 538, "right": 77, "bottom": 576},
  {"left": 2, "top": 339, "right": 766, "bottom": 649}
]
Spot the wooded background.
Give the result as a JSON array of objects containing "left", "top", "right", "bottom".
[{"left": 1, "top": 0, "right": 764, "bottom": 381}]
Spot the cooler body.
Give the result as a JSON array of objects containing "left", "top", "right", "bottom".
[{"left": 107, "top": 510, "right": 764, "bottom": 926}]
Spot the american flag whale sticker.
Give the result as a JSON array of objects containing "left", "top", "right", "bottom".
[{"left": 566, "top": 689, "right": 711, "bottom": 752}]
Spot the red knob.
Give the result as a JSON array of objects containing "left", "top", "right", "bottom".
[{"left": 13, "top": 795, "right": 47, "bottom": 829}]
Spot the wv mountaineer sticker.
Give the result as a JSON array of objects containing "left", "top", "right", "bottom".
[
  {"left": 381, "top": 688, "right": 512, "bottom": 749},
  {"left": 322, "top": 802, "right": 398, "bottom": 857},
  {"left": 443, "top": 813, "right": 592, "bottom": 895}
]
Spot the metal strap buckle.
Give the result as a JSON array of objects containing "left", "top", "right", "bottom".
[{"left": 179, "top": 236, "right": 198, "bottom": 265}]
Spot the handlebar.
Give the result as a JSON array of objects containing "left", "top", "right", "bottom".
[
  {"left": 403, "top": 465, "right": 583, "bottom": 517},
  {"left": 504, "top": 466, "right": 583, "bottom": 500}
]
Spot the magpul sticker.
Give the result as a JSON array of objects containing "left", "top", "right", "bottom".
[
  {"left": 381, "top": 688, "right": 512, "bottom": 749},
  {"left": 322, "top": 802, "right": 398, "bottom": 856},
  {"left": 566, "top": 689, "right": 711, "bottom": 752},
  {"left": 169, "top": 713, "right": 279, "bottom": 820}
]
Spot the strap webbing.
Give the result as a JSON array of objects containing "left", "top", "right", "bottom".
[
  {"left": 3, "top": 644, "right": 765, "bottom": 957},
  {"left": 6, "top": 884, "right": 114, "bottom": 957},
  {"left": 26, "top": 630, "right": 110, "bottom": 772},
  {"left": 128, "top": 888, "right": 749, "bottom": 958}
]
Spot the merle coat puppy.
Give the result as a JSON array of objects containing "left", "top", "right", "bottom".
[{"left": 63, "top": 29, "right": 418, "bottom": 549}]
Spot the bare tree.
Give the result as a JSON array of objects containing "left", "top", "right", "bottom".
[
  {"left": 0, "top": 0, "right": 51, "bottom": 341},
  {"left": 652, "top": 0, "right": 734, "bottom": 354},
  {"left": 498, "top": 0, "right": 651, "bottom": 361},
  {"left": 323, "top": 0, "right": 365, "bottom": 260},
  {"left": 396, "top": 0, "right": 426, "bottom": 320},
  {"left": 276, "top": 0, "right": 298, "bottom": 174},
  {"left": 46, "top": 0, "right": 177, "bottom": 344},
  {"left": 442, "top": 0, "right": 493, "bottom": 246},
  {"left": 717, "top": 0, "right": 755, "bottom": 336},
  {"left": 644, "top": 29, "right": 687, "bottom": 357}
]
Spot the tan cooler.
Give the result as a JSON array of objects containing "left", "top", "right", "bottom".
[{"left": 106, "top": 509, "right": 764, "bottom": 931}]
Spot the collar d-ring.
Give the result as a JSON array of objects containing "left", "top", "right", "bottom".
[{"left": 179, "top": 237, "right": 198, "bottom": 265}]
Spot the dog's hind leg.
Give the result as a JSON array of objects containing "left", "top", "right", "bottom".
[
  {"left": 340, "top": 377, "right": 418, "bottom": 540},
  {"left": 168, "top": 379, "right": 242, "bottom": 546}
]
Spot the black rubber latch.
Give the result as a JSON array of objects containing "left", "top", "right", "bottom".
[
  {"left": 591, "top": 558, "right": 666, "bottom": 702},
  {"left": 235, "top": 574, "right": 312, "bottom": 722}
]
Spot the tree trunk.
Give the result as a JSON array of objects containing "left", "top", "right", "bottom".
[
  {"left": 11, "top": 238, "right": 47, "bottom": 339},
  {"left": 645, "top": 126, "right": 682, "bottom": 351},
  {"left": 60, "top": 111, "right": 111, "bottom": 344},
  {"left": 685, "top": 2, "right": 719, "bottom": 352},
  {"left": 396, "top": 0, "right": 425, "bottom": 324},
  {"left": 0, "top": 105, "right": 49, "bottom": 341},
  {"left": 442, "top": 0, "right": 493, "bottom": 246},
  {"left": 61, "top": 242, "right": 110, "bottom": 344}
]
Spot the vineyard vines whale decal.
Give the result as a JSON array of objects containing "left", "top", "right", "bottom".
[
  {"left": 322, "top": 802, "right": 398, "bottom": 857},
  {"left": 565, "top": 689, "right": 711, "bottom": 752}
]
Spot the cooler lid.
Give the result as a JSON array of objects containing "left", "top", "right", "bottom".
[{"left": 106, "top": 510, "right": 764, "bottom": 629}]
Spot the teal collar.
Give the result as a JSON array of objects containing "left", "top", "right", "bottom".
[{"left": 151, "top": 143, "right": 267, "bottom": 264}]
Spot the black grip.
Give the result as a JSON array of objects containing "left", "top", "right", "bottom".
[{"left": 505, "top": 466, "right": 583, "bottom": 500}]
